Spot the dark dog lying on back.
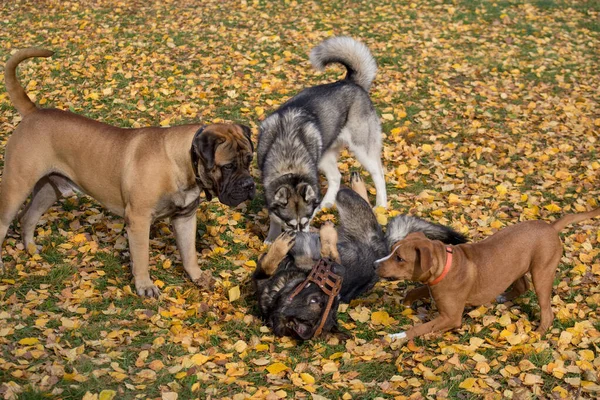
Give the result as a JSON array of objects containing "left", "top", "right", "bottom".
[{"left": 252, "top": 173, "right": 468, "bottom": 340}]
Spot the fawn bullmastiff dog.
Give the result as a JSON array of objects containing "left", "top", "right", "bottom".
[{"left": 1, "top": 48, "right": 255, "bottom": 296}]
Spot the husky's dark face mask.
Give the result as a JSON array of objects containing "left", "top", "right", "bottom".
[{"left": 269, "top": 181, "right": 320, "bottom": 232}]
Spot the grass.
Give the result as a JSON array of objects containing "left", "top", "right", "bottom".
[{"left": 0, "top": 0, "right": 598, "bottom": 398}]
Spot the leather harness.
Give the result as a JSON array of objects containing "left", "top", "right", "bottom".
[{"left": 288, "top": 258, "right": 343, "bottom": 337}]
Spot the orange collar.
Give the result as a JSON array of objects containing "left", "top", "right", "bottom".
[{"left": 428, "top": 247, "right": 453, "bottom": 286}]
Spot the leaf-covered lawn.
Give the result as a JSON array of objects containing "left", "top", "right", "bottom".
[{"left": 1, "top": 0, "right": 599, "bottom": 399}]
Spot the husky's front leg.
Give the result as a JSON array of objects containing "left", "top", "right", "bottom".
[{"left": 318, "top": 148, "right": 342, "bottom": 209}]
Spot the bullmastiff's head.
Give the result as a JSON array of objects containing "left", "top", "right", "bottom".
[{"left": 192, "top": 123, "right": 255, "bottom": 207}]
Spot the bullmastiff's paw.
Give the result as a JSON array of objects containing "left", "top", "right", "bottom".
[
  {"left": 319, "top": 221, "right": 340, "bottom": 263},
  {"left": 192, "top": 270, "right": 216, "bottom": 290},
  {"left": 135, "top": 279, "right": 161, "bottom": 297}
]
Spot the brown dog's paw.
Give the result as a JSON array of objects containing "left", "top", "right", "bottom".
[
  {"left": 192, "top": 270, "right": 216, "bottom": 290},
  {"left": 387, "top": 331, "right": 409, "bottom": 348},
  {"left": 319, "top": 222, "right": 340, "bottom": 263}
]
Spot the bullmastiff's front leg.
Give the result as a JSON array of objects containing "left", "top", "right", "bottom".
[
  {"left": 171, "top": 212, "right": 213, "bottom": 288},
  {"left": 126, "top": 211, "right": 160, "bottom": 297}
]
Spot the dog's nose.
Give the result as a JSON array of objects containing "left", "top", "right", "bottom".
[
  {"left": 241, "top": 179, "right": 256, "bottom": 198},
  {"left": 241, "top": 179, "right": 255, "bottom": 191}
]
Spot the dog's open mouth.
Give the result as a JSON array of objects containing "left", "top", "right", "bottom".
[{"left": 289, "top": 318, "right": 314, "bottom": 340}]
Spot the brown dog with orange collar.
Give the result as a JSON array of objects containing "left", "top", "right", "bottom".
[{"left": 375, "top": 207, "right": 600, "bottom": 341}]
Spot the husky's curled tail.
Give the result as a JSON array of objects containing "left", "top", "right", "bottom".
[{"left": 309, "top": 36, "right": 378, "bottom": 92}]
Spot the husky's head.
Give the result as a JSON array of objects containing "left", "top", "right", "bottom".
[{"left": 268, "top": 180, "right": 319, "bottom": 232}]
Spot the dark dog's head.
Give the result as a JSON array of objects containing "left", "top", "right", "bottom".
[
  {"left": 269, "top": 281, "right": 341, "bottom": 340},
  {"left": 192, "top": 123, "right": 255, "bottom": 207},
  {"left": 375, "top": 232, "right": 447, "bottom": 283}
]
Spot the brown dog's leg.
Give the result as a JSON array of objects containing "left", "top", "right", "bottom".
[
  {"left": 403, "top": 286, "right": 430, "bottom": 306},
  {"left": 497, "top": 276, "right": 530, "bottom": 303},
  {"left": 319, "top": 221, "right": 341, "bottom": 263},
  {"left": 258, "top": 231, "right": 296, "bottom": 276},
  {"left": 390, "top": 290, "right": 467, "bottom": 341},
  {"left": 350, "top": 172, "right": 370, "bottom": 205},
  {"left": 530, "top": 252, "right": 560, "bottom": 334},
  {"left": 402, "top": 297, "right": 465, "bottom": 340},
  {"left": 171, "top": 213, "right": 208, "bottom": 286},
  {"left": 126, "top": 211, "right": 159, "bottom": 297}
]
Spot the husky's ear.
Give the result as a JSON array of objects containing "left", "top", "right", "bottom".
[
  {"left": 273, "top": 186, "right": 290, "bottom": 207},
  {"left": 298, "top": 183, "right": 317, "bottom": 203}
]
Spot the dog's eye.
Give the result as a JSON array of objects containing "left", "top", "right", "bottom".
[
  {"left": 395, "top": 255, "right": 405, "bottom": 262},
  {"left": 309, "top": 298, "right": 319, "bottom": 304},
  {"left": 222, "top": 163, "right": 234, "bottom": 171}
]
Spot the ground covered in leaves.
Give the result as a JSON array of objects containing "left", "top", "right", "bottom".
[{"left": 0, "top": 0, "right": 599, "bottom": 399}]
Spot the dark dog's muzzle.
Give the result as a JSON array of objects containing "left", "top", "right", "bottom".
[{"left": 288, "top": 258, "right": 343, "bottom": 337}]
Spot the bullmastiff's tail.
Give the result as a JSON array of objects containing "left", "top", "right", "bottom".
[{"left": 5, "top": 48, "right": 54, "bottom": 117}]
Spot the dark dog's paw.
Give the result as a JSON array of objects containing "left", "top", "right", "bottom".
[
  {"left": 319, "top": 222, "right": 340, "bottom": 262},
  {"left": 273, "top": 230, "right": 297, "bottom": 253},
  {"left": 350, "top": 171, "right": 362, "bottom": 184}
]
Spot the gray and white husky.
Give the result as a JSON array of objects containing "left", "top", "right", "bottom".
[{"left": 257, "top": 36, "right": 387, "bottom": 242}]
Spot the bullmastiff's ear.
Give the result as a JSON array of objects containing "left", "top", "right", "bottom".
[
  {"left": 239, "top": 124, "right": 254, "bottom": 153},
  {"left": 298, "top": 183, "right": 317, "bottom": 203},
  {"left": 192, "top": 129, "right": 224, "bottom": 170},
  {"left": 273, "top": 186, "right": 290, "bottom": 207}
]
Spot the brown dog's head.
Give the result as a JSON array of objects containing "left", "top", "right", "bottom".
[
  {"left": 192, "top": 123, "right": 255, "bottom": 207},
  {"left": 375, "top": 232, "right": 446, "bottom": 284}
]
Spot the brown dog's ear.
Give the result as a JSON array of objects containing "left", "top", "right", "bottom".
[
  {"left": 415, "top": 244, "right": 434, "bottom": 281},
  {"left": 239, "top": 124, "right": 254, "bottom": 153},
  {"left": 192, "top": 129, "right": 224, "bottom": 170}
]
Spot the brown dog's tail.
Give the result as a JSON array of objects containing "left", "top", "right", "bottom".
[
  {"left": 5, "top": 48, "right": 54, "bottom": 117},
  {"left": 551, "top": 207, "right": 600, "bottom": 232}
]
